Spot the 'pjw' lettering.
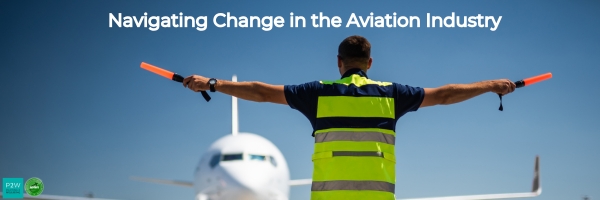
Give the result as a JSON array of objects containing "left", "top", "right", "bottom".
[{"left": 6, "top": 183, "right": 21, "bottom": 188}]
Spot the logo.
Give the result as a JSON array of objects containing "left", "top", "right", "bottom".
[
  {"left": 2, "top": 178, "right": 24, "bottom": 198},
  {"left": 24, "top": 177, "right": 44, "bottom": 196}
]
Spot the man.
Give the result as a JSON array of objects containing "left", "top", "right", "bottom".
[{"left": 183, "top": 35, "right": 516, "bottom": 200}]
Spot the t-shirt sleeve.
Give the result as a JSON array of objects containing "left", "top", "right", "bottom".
[
  {"left": 393, "top": 83, "right": 425, "bottom": 118},
  {"left": 283, "top": 81, "right": 321, "bottom": 119}
]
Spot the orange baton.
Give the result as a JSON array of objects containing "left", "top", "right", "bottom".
[
  {"left": 498, "top": 72, "right": 552, "bottom": 111},
  {"left": 515, "top": 72, "right": 553, "bottom": 88},
  {"left": 140, "top": 62, "right": 211, "bottom": 102}
]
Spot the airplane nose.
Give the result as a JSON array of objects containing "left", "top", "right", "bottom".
[{"left": 221, "top": 163, "right": 271, "bottom": 190}]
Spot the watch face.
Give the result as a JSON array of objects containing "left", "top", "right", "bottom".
[{"left": 209, "top": 79, "right": 216, "bottom": 84}]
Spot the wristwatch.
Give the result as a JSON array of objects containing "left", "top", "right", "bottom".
[{"left": 208, "top": 78, "right": 217, "bottom": 92}]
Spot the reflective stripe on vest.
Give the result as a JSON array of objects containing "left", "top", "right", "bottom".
[
  {"left": 317, "top": 96, "right": 395, "bottom": 118},
  {"left": 315, "top": 131, "right": 395, "bottom": 145},
  {"left": 312, "top": 180, "right": 395, "bottom": 192},
  {"left": 311, "top": 74, "right": 397, "bottom": 200}
]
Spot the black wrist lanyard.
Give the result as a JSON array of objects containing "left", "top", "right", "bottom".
[
  {"left": 498, "top": 94, "right": 504, "bottom": 111},
  {"left": 497, "top": 80, "right": 526, "bottom": 111}
]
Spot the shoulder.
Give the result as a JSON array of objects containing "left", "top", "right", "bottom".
[
  {"left": 391, "top": 82, "right": 425, "bottom": 103},
  {"left": 392, "top": 82, "right": 424, "bottom": 93},
  {"left": 283, "top": 81, "right": 321, "bottom": 111},
  {"left": 367, "top": 79, "right": 393, "bottom": 87},
  {"left": 284, "top": 81, "right": 322, "bottom": 91},
  {"left": 283, "top": 81, "right": 322, "bottom": 101}
]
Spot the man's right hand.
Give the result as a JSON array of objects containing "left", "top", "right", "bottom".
[
  {"left": 489, "top": 79, "right": 516, "bottom": 95},
  {"left": 183, "top": 75, "right": 210, "bottom": 92}
]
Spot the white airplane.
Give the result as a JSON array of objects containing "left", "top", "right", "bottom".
[{"left": 1, "top": 76, "right": 542, "bottom": 200}]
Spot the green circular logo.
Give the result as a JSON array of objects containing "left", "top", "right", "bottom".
[{"left": 25, "top": 177, "right": 44, "bottom": 196}]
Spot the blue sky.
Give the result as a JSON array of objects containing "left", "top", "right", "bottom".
[{"left": 1, "top": 0, "right": 599, "bottom": 200}]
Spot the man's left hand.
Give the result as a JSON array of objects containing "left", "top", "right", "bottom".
[{"left": 183, "top": 75, "right": 210, "bottom": 92}]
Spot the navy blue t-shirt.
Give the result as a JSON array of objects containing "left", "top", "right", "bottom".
[{"left": 284, "top": 70, "right": 424, "bottom": 135}]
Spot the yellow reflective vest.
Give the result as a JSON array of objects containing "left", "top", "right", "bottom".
[{"left": 311, "top": 71, "right": 397, "bottom": 200}]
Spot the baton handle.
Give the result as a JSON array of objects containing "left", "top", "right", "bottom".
[
  {"left": 172, "top": 74, "right": 211, "bottom": 102},
  {"left": 515, "top": 80, "right": 525, "bottom": 88}
]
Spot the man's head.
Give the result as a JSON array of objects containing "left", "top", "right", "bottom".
[{"left": 337, "top": 35, "right": 373, "bottom": 75}]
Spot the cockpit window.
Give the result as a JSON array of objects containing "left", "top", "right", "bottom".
[
  {"left": 222, "top": 154, "right": 243, "bottom": 161},
  {"left": 249, "top": 155, "right": 266, "bottom": 161},
  {"left": 269, "top": 156, "right": 277, "bottom": 167},
  {"left": 209, "top": 154, "right": 220, "bottom": 168},
  {"left": 216, "top": 153, "right": 276, "bottom": 167}
]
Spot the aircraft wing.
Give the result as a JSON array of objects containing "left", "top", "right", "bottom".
[
  {"left": 397, "top": 156, "right": 541, "bottom": 200},
  {"left": 129, "top": 176, "right": 194, "bottom": 188},
  {"left": 0, "top": 192, "right": 118, "bottom": 200},
  {"left": 289, "top": 178, "right": 312, "bottom": 186}
]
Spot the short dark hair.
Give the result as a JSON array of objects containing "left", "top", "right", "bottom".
[{"left": 338, "top": 35, "right": 371, "bottom": 66}]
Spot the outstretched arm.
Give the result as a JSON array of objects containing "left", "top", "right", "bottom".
[
  {"left": 420, "top": 79, "right": 516, "bottom": 107},
  {"left": 182, "top": 75, "right": 287, "bottom": 105}
]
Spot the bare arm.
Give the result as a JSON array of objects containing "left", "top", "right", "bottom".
[
  {"left": 216, "top": 80, "right": 287, "bottom": 104},
  {"left": 182, "top": 75, "right": 287, "bottom": 105},
  {"left": 420, "top": 79, "right": 516, "bottom": 107}
]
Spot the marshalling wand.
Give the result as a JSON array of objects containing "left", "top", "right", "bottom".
[
  {"left": 140, "top": 62, "right": 211, "bottom": 102},
  {"left": 498, "top": 72, "right": 552, "bottom": 111}
]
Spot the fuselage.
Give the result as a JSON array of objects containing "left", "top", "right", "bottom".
[{"left": 193, "top": 133, "right": 290, "bottom": 200}]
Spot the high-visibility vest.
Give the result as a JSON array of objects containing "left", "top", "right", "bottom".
[{"left": 311, "top": 72, "right": 397, "bottom": 200}]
